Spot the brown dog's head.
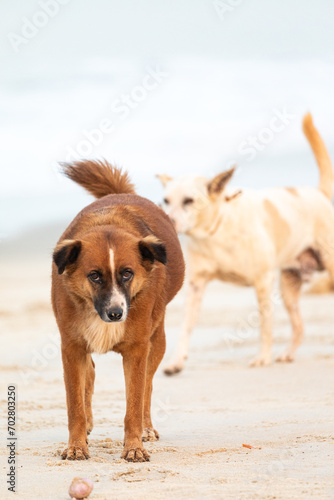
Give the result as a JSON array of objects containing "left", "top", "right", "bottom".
[
  {"left": 53, "top": 229, "right": 166, "bottom": 323},
  {"left": 157, "top": 167, "right": 239, "bottom": 234}
]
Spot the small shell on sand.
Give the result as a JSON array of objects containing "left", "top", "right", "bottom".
[{"left": 69, "top": 477, "right": 94, "bottom": 499}]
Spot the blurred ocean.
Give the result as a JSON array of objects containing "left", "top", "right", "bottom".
[{"left": 1, "top": 57, "right": 334, "bottom": 239}]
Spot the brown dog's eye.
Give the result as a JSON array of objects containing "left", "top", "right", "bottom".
[
  {"left": 122, "top": 269, "right": 133, "bottom": 282},
  {"left": 163, "top": 198, "right": 170, "bottom": 205},
  {"left": 183, "top": 197, "right": 194, "bottom": 206},
  {"left": 88, "top": 272, "right": 102, "bottom": 284}
]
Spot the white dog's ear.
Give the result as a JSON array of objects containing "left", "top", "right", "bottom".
[
  {"left": 156, "top": 174, "right": 173, "bottom": 187},
  {"left": 225, "top": 190, "right": 242, "bottom": 202},
  {"left": 207, "top": 166, "right": 236, "bottom": 196}
]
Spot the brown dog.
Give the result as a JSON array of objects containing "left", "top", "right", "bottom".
[{"left": 51, "top": 160, "right": 184, "bottom": 462}]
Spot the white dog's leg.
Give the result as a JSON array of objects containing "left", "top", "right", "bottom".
[
  {"left": 277, "top": 269, "right": 303, "bottom": 363},
  {"left": 164, "top": 277, "right": 208, "bottom": 375},
  {"left": 249, "top": 271, "right": 275, "bottom": 367}
]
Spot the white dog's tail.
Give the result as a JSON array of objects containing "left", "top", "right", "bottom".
[{"left": 303, "top": 113, "right": 334, "bottom": 200}]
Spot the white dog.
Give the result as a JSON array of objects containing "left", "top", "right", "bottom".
[{"left": 158, "top": 114, "right": 334, "bottom": 373}]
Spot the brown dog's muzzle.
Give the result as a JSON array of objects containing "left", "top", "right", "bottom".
[{"left": 107, "top": 307, "right": 123, "bottom": 322}]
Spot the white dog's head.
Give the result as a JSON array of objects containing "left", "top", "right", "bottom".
[{"left": 157, "top": 167, "right": 239, "bottom": 234}]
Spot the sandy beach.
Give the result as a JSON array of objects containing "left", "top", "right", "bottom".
[
  {"left": 2, "top": 0, "right": 334, "bottom": 497},
  {"left": 0, "top": 227, "right": 333, "bottom": 499}
]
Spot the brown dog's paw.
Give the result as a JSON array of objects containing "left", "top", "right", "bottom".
[
  {"left": 61, "top": 444, "right": 90, "bottom": 460},
  {"left": 86, "top": 420, "right": 94, "bottom": 436},
  {"left": 121, "top": 447, "right": 150, "bottom": 462},
  {"left": 142, "top": 427, "right": 159, "bottom": 442}
]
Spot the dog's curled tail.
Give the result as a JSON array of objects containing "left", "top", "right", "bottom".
[
  {"left": 60, "top": 159, "right": 135, "bottom": 198},
  {"left": 303, "top": 113, "right": 334, "bottom": 200}
]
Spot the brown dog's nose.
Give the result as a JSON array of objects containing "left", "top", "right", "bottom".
[{"left": 107, "top": 308, "right": 123, "bottom": 321}]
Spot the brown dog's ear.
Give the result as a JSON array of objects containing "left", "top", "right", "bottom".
[
  {"left": 156, "top": 174, "right": 173, "bottom": 187},
  {"left": 138, "top": 235, "right": 167, "bottom": 266},
  {"left": 53, "top": 239, "right": 82, "bottom": 275},
  {"left": 207, "top": 166, "right": 236, "bottom": 196}
]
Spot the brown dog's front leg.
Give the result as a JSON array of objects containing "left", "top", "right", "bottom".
[
  {"left": 85, "top": 354, "right": 95, "bottom": 435},
  {"left": 61, "top": 344, "right": 90, "bottom": 460},
  {"left": 121, "top": 344, "right": 150, "bottom": 462},
  {"left": 142, "top": 324, "right": 166, "bottom": 442}
]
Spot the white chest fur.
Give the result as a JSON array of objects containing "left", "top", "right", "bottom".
[{"left": 83, "top": 314, "right": 125, "bottom": 354}]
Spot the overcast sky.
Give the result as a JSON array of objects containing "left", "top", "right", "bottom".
[
  {"left": 1, "top": 1, "right": 334, "bottom": 236},
  {"left": 1, "top": 0, "right": 334, "bottom": 76}
]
